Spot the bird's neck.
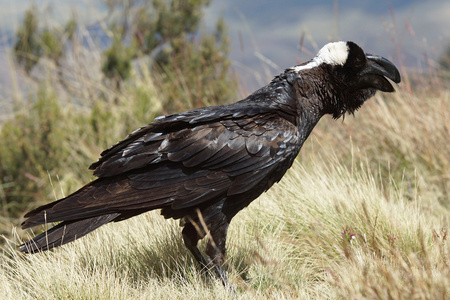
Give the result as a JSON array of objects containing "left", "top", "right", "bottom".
[
  {"left": 270, "top": 73, "right": 326, "bottom": 140},
  {"left": 246, "top": 72, "right": 332, "bottom": 141}
]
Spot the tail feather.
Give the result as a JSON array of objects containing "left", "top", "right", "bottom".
[
  {"left": 21, "top": 207, "right": 113, "bottom": 229},
  {"left": 19, "top": 213, "right": 120, "bottom": 253}
]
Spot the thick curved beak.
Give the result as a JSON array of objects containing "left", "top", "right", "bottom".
[{"left": 358, "top": 55, "right": 401, "bottom": 92}]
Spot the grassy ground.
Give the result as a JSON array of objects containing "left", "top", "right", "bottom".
[{"left": 1, "top": 79, "right": 449, "bottom": 298}]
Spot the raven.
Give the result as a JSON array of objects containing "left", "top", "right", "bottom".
[{"left": 20, "top": 41, "right": 401, "bottom": 284}]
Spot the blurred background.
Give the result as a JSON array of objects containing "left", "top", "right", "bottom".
[{"left": 0, "top": 0, "right": 449, "bottom": 110}]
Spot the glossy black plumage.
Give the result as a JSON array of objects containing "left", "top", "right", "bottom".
[{"left": 20, "top": 41, "right": 400, "bottom": 285}]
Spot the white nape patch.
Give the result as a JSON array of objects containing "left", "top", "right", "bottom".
[
  {"left": 316, "top": 41, "right": 349, "bottom": 65},
  {"left": 291, "top": 41, "right": 349, "bottom": 72}
]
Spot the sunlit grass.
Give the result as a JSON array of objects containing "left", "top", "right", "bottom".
[{"left": 2, "top": 114, "right": 449, "bottom": 298}]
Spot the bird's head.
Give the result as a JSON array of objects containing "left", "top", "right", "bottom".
[{"left": 291, "top": 41, "right": 401, "bottom": 118}]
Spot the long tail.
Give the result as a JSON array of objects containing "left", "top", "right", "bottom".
[{"left": 19, "top": 213, "right": 120, "bottom": 253}]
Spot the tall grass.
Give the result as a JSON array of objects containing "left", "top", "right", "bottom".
[{"left": 1, "top": 83, "right": 449, "bottom": 298}]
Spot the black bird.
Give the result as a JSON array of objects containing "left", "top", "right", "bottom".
[{"left": 20, "top": 41, "right": 400, "bottom": 284}]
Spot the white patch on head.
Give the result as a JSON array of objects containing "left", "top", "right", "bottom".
[
  {"left": 316, "top": 41, "right": 349, "bottom": 65},
  {"left": 291, "top": 41, "right": 349, "bottom": 72}
]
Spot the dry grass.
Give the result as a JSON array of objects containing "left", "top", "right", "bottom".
[{"left": 1, "top": 83, "right": 449, "bottom": 299}]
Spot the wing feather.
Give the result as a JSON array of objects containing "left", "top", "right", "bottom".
[{"left": 23, "top": 111, "right": 300, "bottom": 229}]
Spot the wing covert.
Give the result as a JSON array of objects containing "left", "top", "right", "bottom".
[{"left": 84, "top": 111, "right": 300, "bottom": 213}]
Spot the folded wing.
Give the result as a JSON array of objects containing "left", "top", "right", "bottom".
[{"left": 22, "top": 111, "right": 300, "bottom": 229}]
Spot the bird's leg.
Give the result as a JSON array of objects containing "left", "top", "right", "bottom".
[
  {"left": 182, "top": 222, "right": 209, "bottom": 268},
  {"left": 182, "top": 213, "right": 232, "bottom": 288},
  {"left": 206, "top": 220, "right": 230, "bottom": 288}
]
